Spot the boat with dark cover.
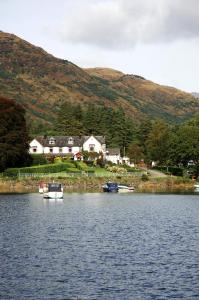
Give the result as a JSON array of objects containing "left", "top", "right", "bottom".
[
  {"left": 102, "top": 182, "right": 119, "bottom": 193},
  {"left": 43, "top": 183, "right": 64, "bottom": 199}
]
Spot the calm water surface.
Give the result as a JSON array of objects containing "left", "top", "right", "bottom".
[{"left": 0, "top": 193, "right": 199, "bottom": 300}]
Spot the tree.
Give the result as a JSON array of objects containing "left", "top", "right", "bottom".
[
  {"left": 146, "top": 119, "right": 171, "bottom": 164},
  {"left": 56, "top": 102, "right": 85, "bottom": 135},
  {"left": 0, "top": 96, "right": 32, "bottom": 171},
  {"left": 127, "top": 142, "right": 144, "bottom": 163},
  {"left": 169, "top": 124, "right": 199, "bottom": 167}
]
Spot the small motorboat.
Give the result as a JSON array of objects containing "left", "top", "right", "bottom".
[
  {"left": 194, "top": 183, "right": 199, "bottom": 190},
  {"left": 43, "top": 183, "right": 64, "bottom": 199},
  {"left": 118, "top": 184, "right": 135, "bottom": 193},
  {"left": 102, "top": 182, "right": 119, "bottom": 193}
]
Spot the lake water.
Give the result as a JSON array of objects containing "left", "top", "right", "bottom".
[{"left": 0, "top": 192, "right": 199, "bottom": 300}]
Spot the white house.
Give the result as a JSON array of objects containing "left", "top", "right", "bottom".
[
  {"left": 83, "top": 136, "right": 106, "bottom": 153},
  {"left": 106, "top": 148, "right": 121, "bottom": 164},
  {"left": 29, "top": 135, "right": 106, "bottom": 156},
  {"left": 29, "top": 135, "right": 130, "bottom": 164}
]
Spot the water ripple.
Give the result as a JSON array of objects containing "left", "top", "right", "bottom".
[{"left": 0, "top": 193, "right": 199, "bottom": 299}]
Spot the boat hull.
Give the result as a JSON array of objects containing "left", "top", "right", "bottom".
[
  {"left": 103, "top": 187, "right": 118, "bottom": 193},
  {"left": 43, "top": 191, "right": 63, "bottom": 199},
  {"left": 118, "top": 188, "right": 134, "bottom": 193},
  {"left": 118, "top": 185, "right": 134, "bottom": 193}
]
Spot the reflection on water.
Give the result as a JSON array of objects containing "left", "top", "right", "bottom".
[{"left": 0, "top": 192, "right": 199, "bottom": 299}]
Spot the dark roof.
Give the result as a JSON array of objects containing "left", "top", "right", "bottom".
[
  {"left": 35, "top": 135, "right": 105, "bottom": 147},
  {"left": 106, "top": 148, "right": 120, "bottom": 155},
  {"left": 35, "top": 136, "right": 83, "bottom": 147}
]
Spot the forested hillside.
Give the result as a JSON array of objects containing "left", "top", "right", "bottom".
[{"left": 1, "top": 30, "right": 199, "bottom": 129}]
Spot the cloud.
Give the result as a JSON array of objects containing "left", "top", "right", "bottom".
[{"left": 57, "top": 0, "right": 199, "bottom": 49}]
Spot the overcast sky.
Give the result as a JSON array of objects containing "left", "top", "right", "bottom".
[{"left": 1, "top": 0, "right": 199, "bottom": 93}]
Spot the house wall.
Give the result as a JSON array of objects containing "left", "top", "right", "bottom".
[
  {"left": 43, "top": 147, "right": 59, "bottom": 154},
  {"left": 43, "top": 146, "right": 80, "bottom": 154},
  {"left": 29, "top": 139, "right": 44, "bottom": 154},
  {"left": 29, "top": 136, "right": 105, "bottom": 155},
  {"left": 62, "top": 146, "right": 80, "bottom": 154},
  {"left": 83, "top": 136, "right": 103, "bottom": 153},
  {"left": 106, "top": 154, "right": 120, "bottom": 164}
]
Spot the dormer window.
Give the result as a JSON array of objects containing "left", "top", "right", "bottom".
[
  {"left": 49, "top": 137, "right": 55, "bottom": 145},
  {"left": 68, "top": 137, "right": 74, "bottom": 145}
]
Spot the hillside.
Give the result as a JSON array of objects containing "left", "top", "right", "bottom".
[{"left": 0, "top": 31, "right": 199, "bottom": 125}]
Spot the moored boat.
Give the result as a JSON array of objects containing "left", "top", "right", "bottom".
[
  {"left": 118, "top": 184, "right": 134, "bottom": 193},
  {"left": 194, "top": 183, "right": 199, "bottom": 190},
  {"left": 43, "top": 183, "right": 64, "bottom": 199},
  {"left": 102, "top": 182, "right": 119, "bottom": 193}
]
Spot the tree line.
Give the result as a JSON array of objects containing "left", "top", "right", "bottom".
[
  {"left": 53, "top": 102, "right": 199, "bottom": 168},
  {"left": 1, "top": 97, "right": 199, "bottom": 173}
]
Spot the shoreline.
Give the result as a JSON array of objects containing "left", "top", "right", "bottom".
[{"left": 0, "top": 176, "right": 195, "bottom": 194}]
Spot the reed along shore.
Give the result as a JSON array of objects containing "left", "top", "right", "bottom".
[{"left": 0, "top": 175, "right": 195, "bottom": 194}]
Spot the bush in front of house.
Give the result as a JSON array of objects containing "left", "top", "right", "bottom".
[
  {"left": 84, "top": 161, "right": 94, "bottom": 167},
  {"left": 74, "top": 161, "right": 94, "bottom": 172},
  {"left": 106, "top": 165, "right": 127, "bottom": 173},
  {"left": 31, "top": 154, "right": 48, "bottom": 166},
  {"left": 120, "top": 164, "right": 140, "bottom": 173},
  {"left": 54, "top": 157, "right": 63, "bottom": 164}
]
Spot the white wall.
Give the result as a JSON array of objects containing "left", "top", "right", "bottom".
[
  {"left": 43, "top": 146, "right": 80, "bottom": 154},
  {"left": 83, "top": 136, "right": 103, "bottom": 153},
  {"left": 30, "top": 136, "right": 104, "bottom": 155},
  {"left": 29, "top": 139, "right": 44, "bottom": 154},
  {"left": 106, "top": 154, "right": 120, "bottom": 164}
]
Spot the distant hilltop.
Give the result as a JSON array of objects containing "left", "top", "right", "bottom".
[
  {"left": 0, "top": 30, "right": 199, "bottom": 125},
  {"left": 192, "top": 92, "right": 199, "bottom": 98}
]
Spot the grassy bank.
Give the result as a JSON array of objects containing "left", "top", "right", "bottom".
[{"left": 0, "top": 175, "right": 195, "bottom": 194}]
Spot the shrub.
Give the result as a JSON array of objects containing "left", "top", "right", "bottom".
[
  {"left": 141, "top": 174, "right": 149, "bottom": 181},
  {"left": 106, "top": 166, "right": 127, "bottom": 173},
  {"left": 96, "top": 157, "right": 105, "bottom": 167},
  {"left": 31, "top": 154, "right": 48, "bottom": 166},
  {"left": 54, "top": 157, "right": 63, "bottom": 164},
  {"left": 84, "top": 161, "right": 94, "bottom": 167},
  {"left": 75, "top": 161, "right": 90, "bottom": 171}
]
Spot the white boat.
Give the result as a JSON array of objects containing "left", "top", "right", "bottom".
[
  {"left": 43, "top": 183, "right": 64, "bottom": 199},
  {"left": 118, "top": 184, "right": 134, "bottom": 193},
  {"left": 194, "top": 183, "right": 199, "bottom": 190}
]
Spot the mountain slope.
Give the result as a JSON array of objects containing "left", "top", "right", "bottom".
[{"left": 0, "top": 31, "right": 199, "bottom": 125}]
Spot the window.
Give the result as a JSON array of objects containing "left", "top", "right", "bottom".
[
  {"left": 49, "top": 137, "right": 55, "bottom": 145},
  {"left": 49, "top": 148, "right": 53, "bottom": 153},
  {"left": 59, "top": 148, "right": 62, "bottom": 153},
  {"left": 68, "top": 137, "right": 74, "bottom": 145},
  {"left": 32, "top": 146, "right": 37, "bottom": 153},
  {"left": 89, "top": 144, "right": 95, "bottom": 152}
]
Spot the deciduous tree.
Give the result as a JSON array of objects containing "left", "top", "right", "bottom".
[{"left": 0, "top": 96, "right": 31, "bottom": 171}]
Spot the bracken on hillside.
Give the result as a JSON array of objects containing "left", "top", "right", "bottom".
[{"left": 0, "top": 30, "right": 199, "bottom": 125}]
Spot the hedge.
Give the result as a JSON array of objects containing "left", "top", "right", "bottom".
[
  {"left": 4, "top": 162, "right": 76, "bottom": 176},
  {"left": 154, "top": 166, "right": 184, "bottom": 176},
  {"left": 74, "top": 161, "right": 93, "bottom": 172},
  {"left": 31, "top": 154, "right": 48, "bottom": 166}
]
